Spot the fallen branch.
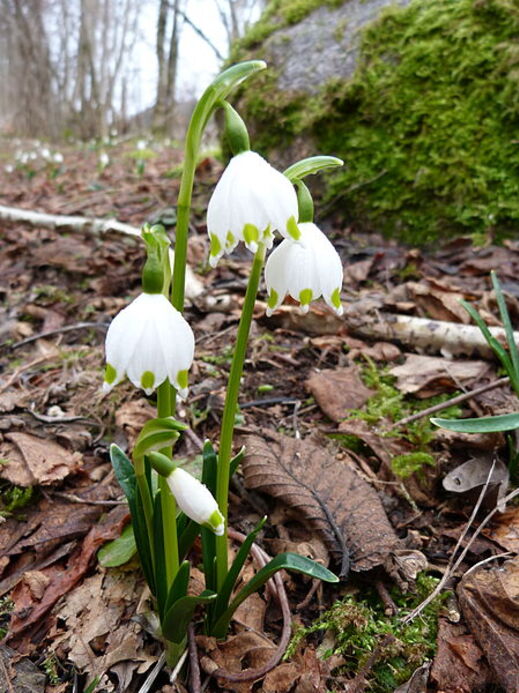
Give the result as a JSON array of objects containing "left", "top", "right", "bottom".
[
  {"left": 345, "top": 311, "right": 518, "bottom": 360},
  {"left": 0, "top": 203, "right": 140, "bottom": 236}
]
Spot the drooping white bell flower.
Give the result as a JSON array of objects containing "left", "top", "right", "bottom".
[
  {"left": 167, "top": 467, "right": 225, "bottom": 535},
  {"left": 264, "top": 222, "right": 343, "bottom": 316},
  {"left": 207, "top": 150, "right": 299, "bottom": 267},
  {"left": 103, "top": 292, "right": 194, "bottom": 397}
]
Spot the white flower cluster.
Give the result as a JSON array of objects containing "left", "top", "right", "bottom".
[{"left": 207, "top": 151, "right": 343, "bottom": 316}]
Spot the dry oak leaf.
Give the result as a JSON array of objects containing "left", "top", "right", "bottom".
[
  {"left": 241, "top": 431, "right": 408, "bottom": 578},
  {"left": 389, "top": 354, "right": 492, "bottom": 399},
  {"left": 458, "top": 556, "right": 519, "bottom": 692},
  {"left": 305, "top": 366, "right": 374, "bottom": 422},
  {"left": 0, "top": 432, "right": 82, "bottom": 486}
]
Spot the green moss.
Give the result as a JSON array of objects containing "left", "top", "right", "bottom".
[
  {"left": 235, "top": 0, "right": 519, "bottom": 244},
  {"left": 285, "top": 573, "right": 445, "bottom": 691}
]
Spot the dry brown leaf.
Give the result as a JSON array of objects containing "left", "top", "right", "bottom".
[
  {"left": 389, "top": 354, "right": 492, "bottom": 398},
  {"left": 430, "top": 618, "right": 493, "bottom": 692},
  {"left": 241, "top": 430, "right": 403, "bottom": 576},
  {"left": 488, "top": 506, "right": 519, "bottom": 553},
  {"left": 443, "top": 456, "right": 509, "bottom": 510},
  {"left": 407, "top": 280, "right": 470, "bottom": 323},
  {"left": 0, "top": 432, "right": 82, "bottom": 486},
  {"left": 0, "top": 645, "right": 46, "bottom": 693},
  {"left": 305, "top": 366, "right": 374, "bottom": 422},
  {"left": 458, "top": 556, "right": 519, "bottom": 692},
  {"left": 263, "top": 662, "right": 300, "bottom": 693},
  {"left": 115, "top": 398, "right": 155, "bottom": 448}
]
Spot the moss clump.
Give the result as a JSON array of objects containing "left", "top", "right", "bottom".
[
  {"left": 286, "top": 573, "right": 445, "bottom": 691},
  {"left": 235, "top": 0, "right": 519, "bottom": 244}
]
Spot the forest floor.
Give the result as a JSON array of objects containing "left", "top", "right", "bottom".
[{"left": 0, "top": 136, "right": 518, "bottom": 692}]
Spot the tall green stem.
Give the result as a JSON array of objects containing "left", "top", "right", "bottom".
[{"left": 215, "top": 243, "right": 266, "bottom": 589}]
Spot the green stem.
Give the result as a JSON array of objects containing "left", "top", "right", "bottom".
[
  {"left": 157, "top": 381, "right": 179, "bottom": 584},
  {"left": 215, "top": 243, "right": 266, "bottom": 590}
]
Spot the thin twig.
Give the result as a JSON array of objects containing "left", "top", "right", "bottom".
[
  {"left": 50, "top": 491, "right": 127, "bottom": 507},
  {"left": 9, "top": 322, "right": 109, "bottom": 350},
  {"left": 188, "top": 622, "right": 202, "bottom": 693},
  {"left": 464, "top": 550, "right": 514, "bottom": 576},
  {"left": 27, "top": 407, "right": 100, "bottom": 425},
  {"left": 210, "top": 528, "right": 292, "bottom": 683},
  {"left": 403, "top": 467, "right": 519, "bottom": 624},
  {"left": 169, "top": 649, "right": 189, "bottom": 684},
  {"left": 137, "top": 653, "right": 166, "bottom": 693},
  {"left": 390, "top": 376, "right": 510, "bottom": 429}
]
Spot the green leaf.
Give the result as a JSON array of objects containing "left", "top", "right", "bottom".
[
  {"left": 491, "top": 271, "right": 519, "bottom": 392},
  {"left": 153, "top": 492, "right": 167, "bottom": 617},
  {"left": 230, "top": 446, "right": 245, "bottom": 476},
  {"left": 460, "top": 299, "right": 514, "bottom": 376},
  {"left": 164, "top": 560, "right": 190, "bottom": 616},
  {"left": 178, "top": 519, "right": 201, "bottom": 562},
  {"left": 211, "top": 517, "right": 266, "bottom": 626},
  {"left": 211, "top": 552, "right": 338, "bottom": 638},
  {"left": 432, "top": 412, "right": 519, "bottom": 433},
  {"left": 98, "top": 524, "right": 136, "bottom": 567},
  {"left": 162, "top": 591, "right": 217, "bottom": 643},
  {"left": 109, "top": 444, "right": 136, "bottom": 504},
  {"left": 133, "top": 417, "right": 187, "bottom": 461},
  {"left": 283, "top": 156, "right": 344, "bottom": 182},
  {"left": 84, "top": 677, "right": 100, "bottom": 693},
  {"left": 201, "top": 442, "right": 218, "bottom": 592}
]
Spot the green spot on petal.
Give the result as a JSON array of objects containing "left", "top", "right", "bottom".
[
  {"left": 287, "top": 216, "right": 301, "bottom": 240},
  {"left": 331, "top": 287, "right": 342, "bottom": 309},
  {"left": 267, "top": 289, "right": 279, "bottom": 309},
  {"left": 299, "top": 288, "right": 313, "bottom": 306},
  {"left": 226, "top": 231, "right": 236, "bottom": 249},
  {"left": 105, "top": 363, "right": 117, "bottom": 384},
  {"left": 210, "top": 233, "right": 222, "bottom": 258},
  {"left": 177, "top": 369, "right": 189, "bottom": 391},
  {"left": 205, "top": 508, "right": 224, "bottom": 534},
  {"left": 141, "top": 371, "right": 155, "bottom": 391},
  {"left": 243, "top": 224, "right": 259, "bottom": 245}
]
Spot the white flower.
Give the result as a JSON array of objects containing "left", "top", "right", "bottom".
[
  {"left": 137, "top": 139, "right": 147, "bottom": 150},
  {"left": 207, "top": 151, "right": 299, "bottom": 267},
  {"left": 103, "top": 292, "right": 194, "bottom": 397},
  {"left": 99, "top": 152, "right": 110, "bottom": 167},
  {"left": 265, "top": 222, "right": 343, "bottom": 316},
  {"left": 53, "top": 152, "right": 64, "bottom": 164},
  {"left": 167, "top": 467, "right": 224, "bottom": 535}
]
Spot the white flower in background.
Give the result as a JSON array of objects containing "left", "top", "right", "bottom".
[
  {"left": 207, "top": 150, "right": 299, "bottom": 267},
  {"left": 4, "top": 164, "right": 14, "bottom": 174},
  {"left": 167, "top": 467, "right": 225, "bottom": 535},
  {"left": 137, "top": 139, "right": 147, "bottom": 150},
  {"left": 99, "top": 152, "right": 110, "bottom": 167},
  {"left": 103, "top": 292, "right": 194, "bottom": 397},
  {"left": 40, "top": 147, "right": 51, "bottom": 160},
  {"left": 53, "top": 152, "right": 64, "bottom": 164},
  {"left": 265, "top": 222, "right": 343, "bottom": 316}
]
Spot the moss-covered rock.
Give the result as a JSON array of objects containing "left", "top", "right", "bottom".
[{"left": 234, "top": 0, "right": 519, "bottom": 244}]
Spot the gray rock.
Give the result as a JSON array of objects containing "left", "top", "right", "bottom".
[{"left": 262, "top": 0, "right": 409, "bottom": 93}]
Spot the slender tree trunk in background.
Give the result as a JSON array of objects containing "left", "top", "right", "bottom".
[{"left": 153, "top": 0, "right": 182, "bottom": 135}]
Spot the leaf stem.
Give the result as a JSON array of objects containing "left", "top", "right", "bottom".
[{"left": 215, "top": 243, "right": 266, "bottom": 590}]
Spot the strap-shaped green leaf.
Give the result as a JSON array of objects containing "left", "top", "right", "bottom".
[
  {"left": 460, "top": 299, "right": 514, "bottom": 374},
  {"left": 178, "top": 519, "right": 201, "bottom": 562},
  {"left": 211, "top": 517, "right": 266, "bottom": 626},
  {"left": 162, "top": 590, "right": 217, "bottom": 643},
  {"left": 491, "top": 271, "right": 519, "bottom": 393},
  {"left": 153, "top": 492, "right": 167, "bottom": 616},
  {"left": 283, "top": 156, "right": 343, "bottom": 182},
  {"left": 432, "top": 412, "right": 519, "bottom": 433},
  {"left": 164, "top": 560, "right": 190, "bottom": 617},
  {"left": 211, "top": 552, "right": 339, "bottom": 638},
  {"left": 201, "top": 441, "right": 218, "bottom": 591},
  {"left": 230, "top": 446, "right": 245, "bottom": 476}
]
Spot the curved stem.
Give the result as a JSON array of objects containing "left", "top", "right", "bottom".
[{"left": 215, "top": 243, "right": 266, "bottom": 590}]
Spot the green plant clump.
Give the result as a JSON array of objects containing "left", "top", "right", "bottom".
[
  {"left": 286, "top": 573, "right": 445, "bottom": 691},
  {"left": 234, "top": 0, "right": 519, "bottom": 244}
]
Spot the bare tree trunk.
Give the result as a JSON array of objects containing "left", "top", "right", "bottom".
[{"left": 153, "top": 0, "right": 182, "bottom": 134}]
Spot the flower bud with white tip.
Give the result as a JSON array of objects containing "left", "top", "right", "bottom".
[
  {"left": 103, "top": 292, "right": 194, "bottom": 397},
  {"left": 265, "top": 222, "right": 343, "bottom": 316},
  {"left": 207, "top": 151, "right": 299, "bottom": 267},
  {"left": 168, "top": 467, "right": 225, "bottom": 535}
]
